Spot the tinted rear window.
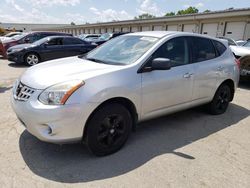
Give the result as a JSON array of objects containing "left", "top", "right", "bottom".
[
  {"left": 213, "top": 40, "right": 227, "bottom": 56},
  {"left": 63, "top": 38, "right": 84, "bottom": 45},
  {"left": 192, "top": 37, "right": 216, "bottom": 63}
]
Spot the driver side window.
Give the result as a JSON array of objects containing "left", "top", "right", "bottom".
[{"left": 152, "top": 37, "right": 189, "bottom": 67}]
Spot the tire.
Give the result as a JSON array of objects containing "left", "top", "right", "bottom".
[
  {"left": 86, "top": 103, "right": 132, "bottom": 156},
  {"left": 25, "top": 53, "right": 40, "bottom": 66},
  {"left": 208, "top": 84, "right": 232, "bottom": 115}
]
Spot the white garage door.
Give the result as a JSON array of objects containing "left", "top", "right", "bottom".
[
  {"left": 89, "top": 29, "right": 94, "bottom": 34},
  {"left": 122, "top": 27, "right": 129, "bottom": 32},
  {"left": 225, "top": 22, "right": 246, "bottom": 40},
  {"left": 153, "top": 25, "right": 163, "bottom": 31},
  {"left": 107, "top": 28, "right": 113, "bottom": 33},
  {"left": 167, "top": 25, "right": 178, "bottom": 31},
  {"left": 183, "top": 24, "right": 196, "bottom": 33},
  {"left": 202, "top": 23, "right": 218, "bottom": 37},
  {"left": 141, "top": 26, "right": 150, "bottom": 31},
  {"left": 114, "top": 27, "right": 120, "bottom": 32},
  {"left": 131, "top": 26, "right": 139, "bottom": 32},
  {"left": 101, "top": 28, "right": 106, "bottom": 33}
]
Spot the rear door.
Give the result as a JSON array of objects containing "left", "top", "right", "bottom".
[
  {"left": 62, "top": 38, "right": 91, "bottom": 56},
  {"left": 189, "top": 37, "right": 219, "bottom": 101},
  {"left": 141, "top": 37, "right": 195, "bottom": 117}
]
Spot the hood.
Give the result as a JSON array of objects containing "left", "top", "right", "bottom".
[
  {"left": 0, "top": 37, "right": 10, "bottom": 42},
  {"left": 2, "top": 38, "right": 16, "bottom": 44},
  {"left": 230, "top": 46, "right": 250, "bottom": 57},
  {"left": 9, "top": 43, "right": 34, "bottom": 50},
  {"left": 20, "top": 56, "right": 122, "bottom": 89}
]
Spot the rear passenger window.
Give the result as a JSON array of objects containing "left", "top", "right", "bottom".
[
  {"left": 63, "top": 38, "right": 84, "bottom": 45},
  {"left": 192, "top": 37, "right": 216, "bottom": 63},
  {"left": 213, "top": 40, "right": 226, "bottom": 56}
]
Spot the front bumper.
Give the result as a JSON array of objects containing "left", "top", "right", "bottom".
[
  {"left": 7, "top": 52, "right": 23, "bottom": 63},
  {"left": 11, "top": 87, "right": 98, "bottom": 144}
]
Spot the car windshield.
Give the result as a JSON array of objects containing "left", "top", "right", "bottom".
[
  {"left": 243, "top": 41, "right": 250, "bottom": 47},
  {"left": 99, "top": 33, "right": 112, "bottom": 40},
  {"left": 33, "top": 37, "right": 50, "bottom": 45},
  {"left": 85, "top": 35, "right": 159, "bottom": 65},
  {"left": 11, "top": 33, "right": 28, "bottom": 40}
]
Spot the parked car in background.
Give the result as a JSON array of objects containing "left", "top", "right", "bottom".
[
  {"left": 0, "top": 32, "right": 22, "bottom": 42},
  {"left": 218, "top": 37, "right": 238, "bottom": 46},
  {"left": 11, "top": 32, "right": 239, "bottom": 156},
  {"left": 7, "top": 36, "right": 97, "bottom": 66},
  {"left": 93, "top": 32, "right": 129, "bottom": 45},
  {"left": 236, "top": 40, "right": 247, "bottom": 46},
  {"left": 219, "top": 37, "right": 250, "bottom": 80},
  {"left": 78, "top": 34, "right": 100, "bottom": 42},
  {"left": 0, "top": 31, "right": 71, "bottom": 58}
]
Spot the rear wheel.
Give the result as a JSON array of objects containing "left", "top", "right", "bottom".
[
  {"left": 208, "top": 84, "right": 232, "bottom": 115},
  {"left": 86, "top": 103, "right": 132, "bottom": 156},
  {"left": 25, "top": 53, "right": 40, "bottom": 66}
]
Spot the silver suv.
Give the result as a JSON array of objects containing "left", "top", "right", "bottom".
[{"left": 11, "top": 32, "right": 240, "bottom": 156}]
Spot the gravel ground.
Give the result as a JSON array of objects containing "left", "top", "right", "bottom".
[{"left": 0, "top": 59, "right": 250, "bottom": 188}]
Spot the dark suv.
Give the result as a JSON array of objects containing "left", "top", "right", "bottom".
[{"left": 0, "top": 31, "right": 71, "bottom": 58}]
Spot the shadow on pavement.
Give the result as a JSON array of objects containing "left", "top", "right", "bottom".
[
  {"left": 19, "top": 103, "right": 250, "bottom": 183},
  {"left": 239, "top": 81, "right": 250, "bottom": 90},
  {"left": 8, "top": 62, "right": 27, "bottom": 68},
  {"left": 0, "top": 86, "right": 12, "bottom": 93}
]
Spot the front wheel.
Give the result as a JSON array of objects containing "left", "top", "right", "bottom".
[
  {"left": 208, "top": 84, "right": 232, "bottom": 115},
  {"left": 25, "top": 53, "right": 40, "bottom": 66},
  {"left": 85, "top": 103, "right": 132, "bottom": 156}
]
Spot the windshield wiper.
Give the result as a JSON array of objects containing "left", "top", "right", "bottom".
[{"left": 85, "top": 57, "right": 106, "bottom": 64}]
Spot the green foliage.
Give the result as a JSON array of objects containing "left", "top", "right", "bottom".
[
  {"left": 165, "top": 12, "right": 175, "bottom": 16},
  {"left": 176, "top": 6, "right": 199, "bottom": 15},
  {"left": 134, "top": 13, "right": 156, "bottom": 20},
  {"left": 203, "top": 9, "right": 211, "bottom": 13}
]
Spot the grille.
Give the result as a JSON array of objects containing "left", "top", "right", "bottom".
[{"left": 14, "top": 82, "right": 35, "bottom": 101}]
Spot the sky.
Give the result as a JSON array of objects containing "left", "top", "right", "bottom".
[{"left": 0, "top": 0, "right": 250, "bottom": 24}]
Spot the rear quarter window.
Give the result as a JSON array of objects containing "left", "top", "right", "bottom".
[
  {"left": 191, "top": 37, "right": 216, "bottom": 63},
  {"left": 213, "top": 40, "right": 227, "bottom": 56}
]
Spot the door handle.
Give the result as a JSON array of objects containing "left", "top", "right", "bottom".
[
  {"left": 183, "top": 73, "right": 193, "bottom": 78},
  {"left": 217, "top": 66, "right": 224, "bottom": 71}
]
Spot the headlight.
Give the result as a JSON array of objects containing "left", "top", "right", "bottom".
[{"left": 38, "top": 80, "right": 85, "bottom": 105}]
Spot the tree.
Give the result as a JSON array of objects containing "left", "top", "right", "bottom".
[
  {"left": 70, "top": 22, "right": 76, "bottom": 25},
  {"left": 165, "top": 12, "right": 175, "bottom": 16},
  {"left": 176, "top": 6, "right": 199, "bottom": 15},
  {"left": 134, "top": 13, "right": 156, "bottom": 20},
  {"left": 203, "top": 9, "right": 211, "bottom": 13}
]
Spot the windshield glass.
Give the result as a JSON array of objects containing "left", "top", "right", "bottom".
[
  {"left": 99, "top": 33, "right": 112, "bottom": 40},
  {"left": 11, "top": 33, "right": 28, "bottom": 40},
  {"left": 85, "top": 35, "right": 159, "bottom": 65},
  {"left": 243, "top": 41, "right": 250, "bottom": 47},
  {"left": 33, "top": 37, "right": 49, "bottom": 45}
]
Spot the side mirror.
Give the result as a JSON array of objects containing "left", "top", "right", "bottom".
[
  {"left": 43, "top": 42, "right": 49, "bottom": 47},
  {"left": 151, "top": 58, "right": 171, "bottom": 70},
  {"left": 24, "top": 38, "right": 30, "bottom": 43}
]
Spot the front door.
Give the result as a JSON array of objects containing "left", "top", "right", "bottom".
[{"left": 141, "top": 37, "right": 195, "bottom": 117}]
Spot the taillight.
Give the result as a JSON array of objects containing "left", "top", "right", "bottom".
[{"left": 235, "top": 58, "right": 240, "bottom": 69}]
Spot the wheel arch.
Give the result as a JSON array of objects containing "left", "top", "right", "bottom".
[
  {"left": 82, "top": 97, "right": 138, "bottom": 140},
  {"left": 218, "top": 79, "right": 235, "bottom": 101},
  {"left": 23, "top": 51, "right": 41, "bottom": 63}
]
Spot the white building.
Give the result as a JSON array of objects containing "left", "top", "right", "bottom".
[{"left": 37, "top": 8, "right": 250, "bottom": 40}]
